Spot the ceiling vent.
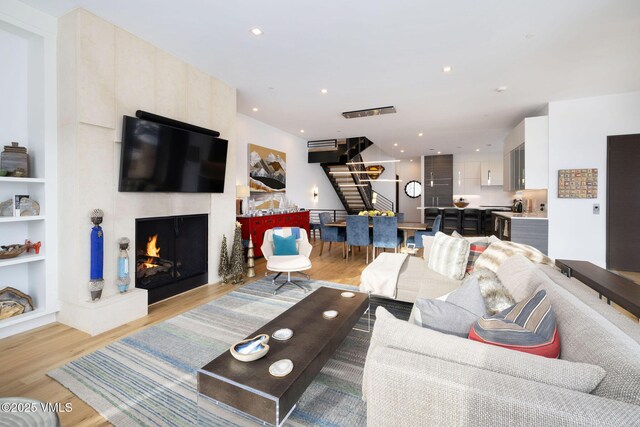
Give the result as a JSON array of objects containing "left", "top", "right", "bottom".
[{"left": 342, "top": 106, "right": 396, "bottom": 119}]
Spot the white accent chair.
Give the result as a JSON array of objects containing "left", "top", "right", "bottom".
[{"left": 261, "top": 228, "right": 313, "bottom": 294}]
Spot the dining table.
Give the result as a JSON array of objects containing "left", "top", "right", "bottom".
[{"left": 326, "top": 220, "right": 431, "bottom": 249}]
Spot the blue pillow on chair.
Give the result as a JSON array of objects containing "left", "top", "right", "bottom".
[{"left": 273, "top": 234, "right": 299, "bottom": 255}]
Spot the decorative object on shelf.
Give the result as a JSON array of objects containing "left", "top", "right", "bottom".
[
  {"left": 0, "top": 244, "right": 26, "bottom": 259},
  {"left": 558, "top": 168, "right": 598, "bottom": 199},
  {"left": 117, "top": 237, "right": 131, "bottom": 294},
  {"left": 272, "top": 328, "right": 293, "bottom": 341},
  {"left": 341, "top": 291, "right": 355, "bottom": 298},
  {"left": 0, "top": 199, "right": 12, "bottom": 216},
  {"left": 1, "top": 142, "right": 29, "bottom": 177},
  {"left": 89, "top": 209, "right": 105, "bottom": 301},
  {"left": 322, "top": 309, "right": 339, "bottom": 319},
  {"left": 18, "top": 197, "right": 40, "bottom": 216},
  {"left": 248, "top": 143, "right": 286, "bottom": 193},
  {"left": 365, "top": 165, "right": 385, "bottom": 180},
  {"left": 13, "top": 194, "right": 29, "bottom": 216},
  {"left": 218, "top": 234, "right": 230, "bottom": 283},
  {"left": 246, "top": 235, "right": 255, "bottom": 278},
  {"left": 269, "top": 359, "right": 293, "bottom": 377},
  {"left": 24, "top": 240, "right": 42, "bottom": 254},
  {"left": 230, "top": 334, "right": 270, "bottom": 362},
  {"left": 0, "top": 287, "right": 34, "bottom": 320},
  {"left": 229, "top": 221, "right": 246, "bottom": 284}
]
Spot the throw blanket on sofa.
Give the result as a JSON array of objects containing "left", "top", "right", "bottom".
[{"left": 360, "top": 252, "right": 408, "bottom": 298}]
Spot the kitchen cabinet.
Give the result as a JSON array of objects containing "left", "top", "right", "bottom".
[
  {"left": 236, "top": 211, "right": 310, "bottom": 257},
  {"left": 423, "top": 154, "right": 453, "bottom": 207},
  {"left": 503, "top": 116, "right": 549, "bottom": 191},
  {"left": 453, "top": 161, "right": 481, "bottom": 195},
  {"left": 480, "top": 152, "right": 503, "bottom": 186}
]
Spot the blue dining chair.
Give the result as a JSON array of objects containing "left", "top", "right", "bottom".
[
  {"left": 346, "top": 215, "right": 373, "bottom": 263},
  {"left": 372, "top": 216, "right": 404, "bottom": 258},
  {"left": 406, "top": 215, "right": 442, "bottom": 248},
  {"left": 319, "top": 212, "right": 346, "bottom": 257}
]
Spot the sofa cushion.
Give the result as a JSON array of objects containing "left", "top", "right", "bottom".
[
  {"left": 414, "top": 276, "right": 486, "bottom": 337},
  {"left": 397, "top": 256, "right": 461, "bottom": 304},
  {"left": 532, "top": 271, "right": 640, "bottom": 406},
  {"left": 496, "top": 255, "right": 549, "bottom": 302},
  {"left": 474, "top": 240, "right": 553, "bottom": 274},
  {"left": 428, "top": 232, "right": 470, "bottom": 280},
  {"left": 469, "top": 289, "right": 561, "bottom": 358},
  {"left": 366, "top": 307, "right": 605, "bottom": 394}
]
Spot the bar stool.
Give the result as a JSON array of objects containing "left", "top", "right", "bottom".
[
  {"left": 424, "top": 208, "right": 440, "bottom": 228},
  {"left": 461, "top": 209, "right": 482, "bottom": 236},
  {"left": 442, "top": 208, "right": 461, "bottom": 235}
]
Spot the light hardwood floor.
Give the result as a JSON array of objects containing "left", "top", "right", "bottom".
[{"left": 0, "top": 238, "right": 367, "bottom": 426}]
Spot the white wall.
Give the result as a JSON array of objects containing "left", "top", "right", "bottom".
[
  {"left": 397, "top": 158, "right": 421, "bottom": 221},
  {"left": 360, "top": 144, "right": 397, "bottom": 206},
  {"left": 0, "top": 29, "right": 28, "bottom": 145},
  {"left": 548, "top": 91, "right": 640, "bottom": 266},
  {"left": 236, "top": 114, "right": 343, "bottom": 211}
]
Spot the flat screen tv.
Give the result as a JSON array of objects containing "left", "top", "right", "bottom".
[{"left": 119, "top": 116, "right": 228, "bottom": 193}]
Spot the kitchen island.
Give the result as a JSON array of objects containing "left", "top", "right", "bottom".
[{"left": 492, "top": 211, "right": 548, "bottom": 254}]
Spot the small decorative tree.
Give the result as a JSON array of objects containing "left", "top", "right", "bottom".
[
  {"left": 229, "top": 221, "right": 246, "bottom": 284},
  {"left": 218, "top": 234, "right": 230, "bottom": 283}
]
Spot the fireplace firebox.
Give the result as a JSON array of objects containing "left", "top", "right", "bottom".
[{"left": 135, "top": 214, "right": 208, "bottom": 304}]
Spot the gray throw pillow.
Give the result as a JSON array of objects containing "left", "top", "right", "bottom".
[{"left": 414, "top": 276, "right": 487, "bottom": 337}]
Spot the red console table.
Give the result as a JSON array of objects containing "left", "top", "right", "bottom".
[{"left": 237, "top": 211, "right": 310, "bottom": 257}]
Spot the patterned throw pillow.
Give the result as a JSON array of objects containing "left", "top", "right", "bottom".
[
  {"left": 466, "top": 242, "right": 490, "bottom": 273},
  {"left": 473, "top": 240, "right": 553, "bottom": 274},
  {"left": 471, "top": 268, "right": 516, "bottom": 315},
  {"left": 427, "top": 232, "right": 471, "bottom": 280},
  {"left": 469, "top": 289, "right": 561, "bottom": 358}
]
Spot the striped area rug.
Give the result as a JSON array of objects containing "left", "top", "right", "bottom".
[{"left": 49, "top": 279, "right": 411, "bottom": 426}]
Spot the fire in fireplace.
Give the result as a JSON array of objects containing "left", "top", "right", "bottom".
[{"left": 135, "top": 214, "right": 208, "bottom": 304}]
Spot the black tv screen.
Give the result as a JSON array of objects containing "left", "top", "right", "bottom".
[{"left": 119, "top": 116, "right": 228, "bottom": 193}]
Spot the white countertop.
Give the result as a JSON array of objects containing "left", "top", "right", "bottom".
[{"left": 493, "top": 211, "right": 548, "bottom": 220}]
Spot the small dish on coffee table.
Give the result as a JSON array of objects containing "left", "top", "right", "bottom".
[
  {"left": 341, "top": 291, "right": 355, "bottom": 298},
  {"left": 322, "top": 310, "right": 338, "bottom": 319},
  {"left": 269, "top": 359, "right": 293, "bottom": 377},
  {"left": 272, "top": 328, "right": 293, "bottom": 341}
]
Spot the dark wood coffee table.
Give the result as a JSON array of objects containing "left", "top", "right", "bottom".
[{"left": 197, "top": 287, "right": 369, "bottom": 426}]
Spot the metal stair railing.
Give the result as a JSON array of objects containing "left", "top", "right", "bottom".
[
  {"left": 347, "top": 154, "right": 374, "bottom": 211},
  {"left": 372, "top": 191, "right": 394, "bottom": 212}
]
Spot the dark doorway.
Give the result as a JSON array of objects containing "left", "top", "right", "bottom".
[
  {"left": 395, "top": 174, "right": 400, "bottom": 211},
  {"left": 607, "top": 134, "right": 640, "bottom": 272}
]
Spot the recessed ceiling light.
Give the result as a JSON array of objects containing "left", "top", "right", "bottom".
[
  {"left": 437, "top": 151, "right": 442, "bottom": 154},
  {"left": 476, "top": 148, "right": 480, "bottom": 152},
  {"left": 393, "top": 143, "right": 398, "bottom": 147},
  {"left": 400, "top": 150, "right": 405, "bottom": 153},
  {"left": 250, "top": 27, "right": 263, "bottom": 36},
  {"left": 442, "top": 66, "right": 452, "bottom": 73},
  {"left": 320, "top": 88, "right": 328, "bottom": 94},
  {"left": 410, "top": 159, "right": 413, "bottom": 162},
  {"left": 496, "top": 86, "right": 508, "bottom": 93},
  {"left": 300, "top": 129, "right": 305, "bottom": 133},
  {"left": 418, "top": 132, "right": 423, "bottom": 137},
  {"left": 252, "top": 107, "right": 259, "bottom": 112}
]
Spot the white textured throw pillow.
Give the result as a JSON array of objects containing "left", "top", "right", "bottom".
[{"left": 427, "top": 232, "right": 471, "bottom": 280}]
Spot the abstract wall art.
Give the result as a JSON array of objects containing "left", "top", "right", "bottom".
[{"left": 248, "top": 144, "right": 286, "bottom": 193}]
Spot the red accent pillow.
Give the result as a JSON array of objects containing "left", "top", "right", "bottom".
[{"left": 466, "top": 242, "right": 490, "bottom": 273}]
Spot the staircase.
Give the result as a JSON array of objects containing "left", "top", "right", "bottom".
[{"left": 310, "top": 136, "right": 395, "bottom": 214}]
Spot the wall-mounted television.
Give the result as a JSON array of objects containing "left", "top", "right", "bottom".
[{"left": 118, "top": 115, "right": 228, "bottom": 193}]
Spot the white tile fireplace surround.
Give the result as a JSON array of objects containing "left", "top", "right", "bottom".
[{"left": 55, "top": 9, "right": 237, "bottom": 336}]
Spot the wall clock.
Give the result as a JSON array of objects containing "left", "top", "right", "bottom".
[{"left": 404, "top": 180, "right": 422, "bottom": 198}]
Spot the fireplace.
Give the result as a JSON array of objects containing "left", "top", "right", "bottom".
[{"left": 135, "top": 214, "right": 208, "bottom": 304}]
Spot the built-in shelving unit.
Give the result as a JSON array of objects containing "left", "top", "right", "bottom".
[{"left": 0, "top": 5, "right": 58, "bottom": 339}]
